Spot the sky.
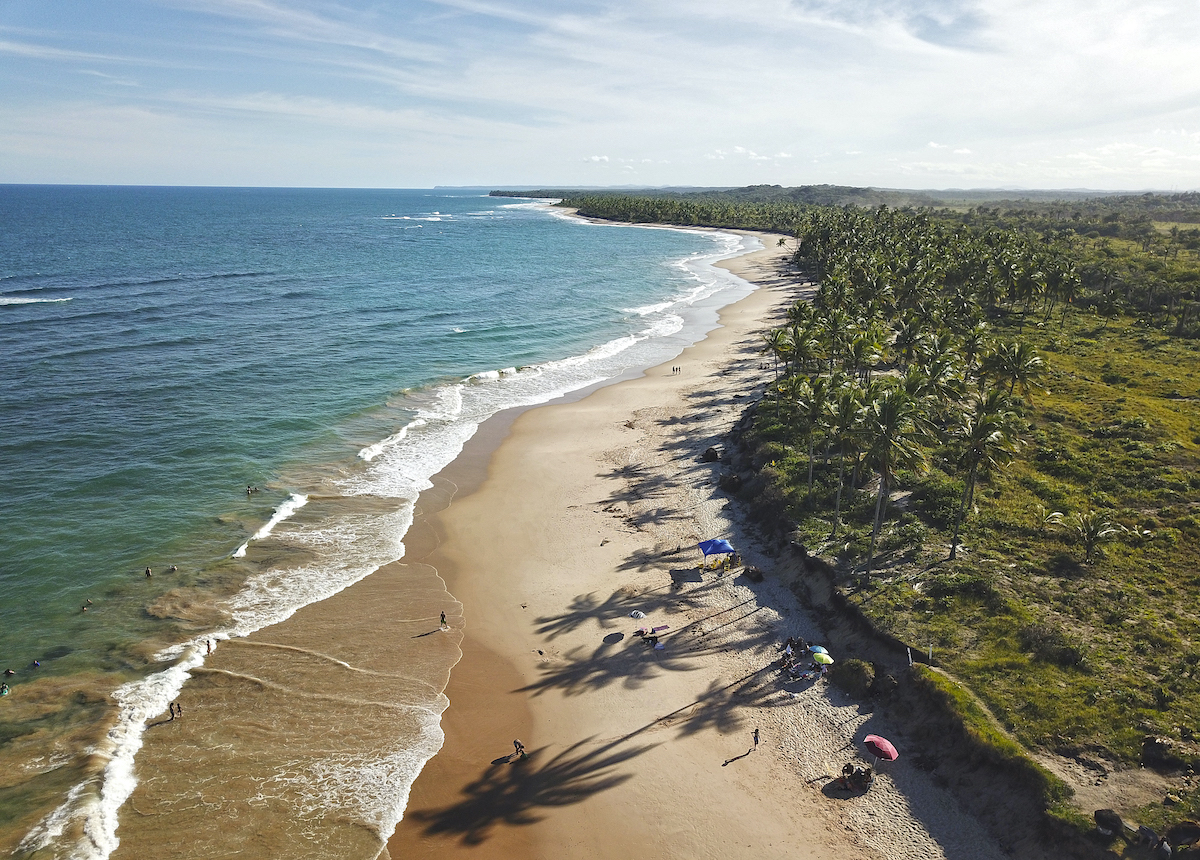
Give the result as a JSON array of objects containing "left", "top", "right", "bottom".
[{"left": 1, "top": 0, "right": 1199, "bottom": 190}]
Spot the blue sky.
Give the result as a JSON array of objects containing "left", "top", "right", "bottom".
[{"left": 1, "top": 0, "right": 1198, "bottom": 189}]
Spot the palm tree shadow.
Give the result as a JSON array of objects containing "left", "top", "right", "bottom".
[
  {"left": 518, "top": 639, "right": 701, "bottom": 697},
  {"left": 533, "top": 578, "right": 728, "bottom": 640},
  {"left": 408, "top": 736, "right": 656, "bottom": 845}
]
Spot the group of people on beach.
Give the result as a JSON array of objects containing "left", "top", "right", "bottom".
[
  {"left": 779, "top": 637, "right": 828, "bottom": 680},
  {"left": 838, "top": 762, "right": 873, "bottom": 792}
]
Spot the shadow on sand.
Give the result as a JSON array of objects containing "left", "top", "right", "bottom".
[{"left": 408, "top": 736, "right": 656, "bottom": 846}]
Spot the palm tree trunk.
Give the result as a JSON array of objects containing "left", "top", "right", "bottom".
[
  {"left": 865, "top": 470, "right": 888, "bottom": 578},
  {"left": 806, "top": 433, "right": 816, "bottom": 508},
  {"left": 832, "top": 445, "right": 847, "bottom": 536},
  {"left": 949, "top": 462, "right": 978, "bottom": 560}
]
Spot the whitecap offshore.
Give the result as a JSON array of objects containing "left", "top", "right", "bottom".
[{"left": 1, "top": 296, "right": 73, "bottom": 305}]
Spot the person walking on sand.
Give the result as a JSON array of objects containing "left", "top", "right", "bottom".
[
  {"left": 513, "top": 739, "right": 526, "bottom": 760},
  {"left": 440, "top": 611, "right": 446, "bottom": 626},
  {"left": 168, "top": 703, "right": 176, "bottom": 721},
  {"left": 753, "top": 728, "right": 759, "bottom": 749}
]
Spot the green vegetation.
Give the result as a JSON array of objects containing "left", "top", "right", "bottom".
[
  {"left": 498, "top": 185, "right": 1200, "bottom": 822},
  {"left": 750, "top": 207, "right": 1200, "bottom": 768}
]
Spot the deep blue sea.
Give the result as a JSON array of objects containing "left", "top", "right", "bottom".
[{"left": 0, "top": 186, "right": 757, "bottom": 857}]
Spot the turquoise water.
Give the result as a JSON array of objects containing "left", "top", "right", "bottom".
[{"left": 0, "top": 186, "right": 757, "bottom": 856}]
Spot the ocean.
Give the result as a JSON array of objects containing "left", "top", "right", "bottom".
[{"left": 0, "top": 186, "right": 757, "bottom": 858}]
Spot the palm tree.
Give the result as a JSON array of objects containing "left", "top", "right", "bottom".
[
  {"left": 789, "top": 323, "right": 823, "bottom": 377},
  {"left": 1069, "top": 511, "right": 1124, "bottom": 564},
  {"left": 980, "top": 340, "right": 1046, "bottom": 402},
  {"left": 960, "top": 322, "right": 990, "bottom": 376},
  {"left": 762, "top": 328, "right": 793, "bottom": 385},
  {"left": 861, "top": 384, "right": 930, "bottom": 577},
  {"left": 791, "top": 376, "right": 831, "bottom": 507},
  {"left": 948, "top": 389, "right": 1022, "bottom": 560},
  {"left": 844, "top": 329, "right": 883, "bottom": 383},
  {"left": 828, "top": 380, "right": 864, "bottom": 536},
  {"left": 890, "top": 318, "right": 925, "bottom": 371}
]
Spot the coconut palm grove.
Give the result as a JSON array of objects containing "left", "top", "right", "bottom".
[{"left": 499, "top": 186, "right": 1200, "bottom": 832}]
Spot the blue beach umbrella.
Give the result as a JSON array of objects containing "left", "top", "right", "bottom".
[
  {"left": 698, "top": 538, "right": 735, "bottom": 562},
  {"left": 809, "top": 645, "right": 829, "bottom": 655}
]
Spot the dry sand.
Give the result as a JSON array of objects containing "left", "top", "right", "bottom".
[{"left": 387, "top": 232, "right": 1011, "bottom": 860}]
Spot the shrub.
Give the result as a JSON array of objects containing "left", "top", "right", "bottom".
[
  {"left": 910, "top": 471, "right": 964, "bottom": 528},
  {"left": 1020, "top": 621, "right": 1087, "bottom": 667},
  {"left": 829, "top": 658, "right": 875, "bottom": 699}
]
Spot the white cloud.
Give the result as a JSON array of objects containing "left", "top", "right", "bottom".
[{"left": 1, "top": 0, "right": 1199, "bottom": 188}]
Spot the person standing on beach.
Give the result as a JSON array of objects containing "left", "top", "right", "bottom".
[
  {"left": 753, "top": 728, "right": 759, "bottom": 749},
  {"left": 440, "top": 611, "right": 446, "bottom": 626}
]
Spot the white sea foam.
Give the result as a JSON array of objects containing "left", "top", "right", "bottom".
[
  {"left": 27, "top": 209, "right": 764, "bottom": 860},
  {"left": 0, "top": 296, "right": 73, "bottom": 305},
  {"left": 358, "top": 418, "right": 425, "bottom": 463},
  {"left": 17, "top": 647, "right": 206, "bottom": 859},
  {"left": 266, "top": 705, "right": 445, "bottom": 841},
  {"left": 223, "top": 506, "right": 410, "bottom": 640},
  {"left": 23, "top": 503, "right": 416, "bottom": 858},
  {"left": 232, "top": 493, "right": 309, "bottom": 557}
]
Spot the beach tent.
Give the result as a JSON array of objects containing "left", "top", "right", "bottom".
[{"left": 698, "top": 538, "right": 735, "bottom": 562}]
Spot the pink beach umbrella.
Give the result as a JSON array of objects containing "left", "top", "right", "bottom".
[{"left": 864, "top": 734, "right": 898, "bottom": 765}]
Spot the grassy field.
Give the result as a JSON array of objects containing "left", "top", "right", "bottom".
[{"left": 752, "top": 311, "right": 1200, "bottom": 775}]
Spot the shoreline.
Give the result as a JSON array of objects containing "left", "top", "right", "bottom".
[{"left": 4, "top": 211, "right": 781, "bottom": 860}]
